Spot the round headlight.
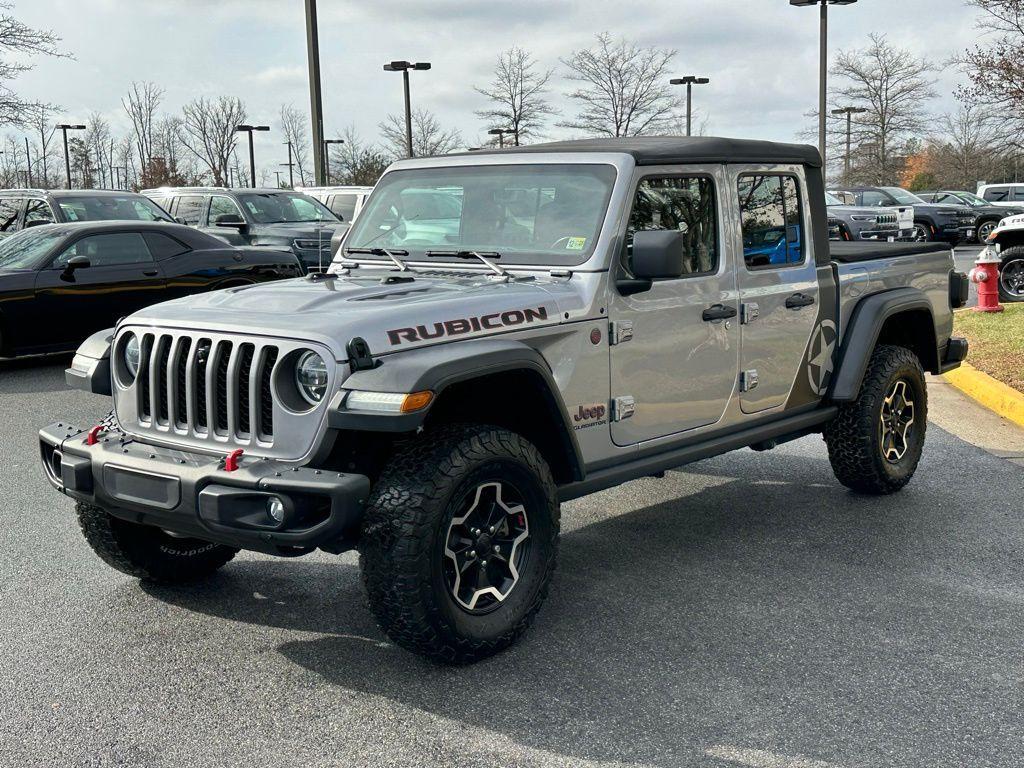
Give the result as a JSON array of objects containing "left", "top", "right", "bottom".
[
  {"left": 123, "top": 333, "right": 140, "bottom": 380},
  {"left": 295, "top": 351, "right": 328, "bottom": 405}
]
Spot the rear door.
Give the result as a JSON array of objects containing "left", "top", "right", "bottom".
[
  {"left": 733, "top": 169, "right": 819, "bottom": 414},
  {"left": 608, "top": 165, "right": 740, "bottom": 445},
  {"left": 32, "top": 231, "right": 167, "bottom": 347}
]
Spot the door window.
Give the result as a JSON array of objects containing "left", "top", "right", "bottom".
[
  {"left": 859, "top": 189, "right": 892, "bottom": 207},
  {"left": 53, "top": 233, "right": 153, "bottom": 267},
  {"left": 328, "top": 193, "right": 358, "bottom": 221},
  {"left": 0, "top": 198, "right": 22, "bottom": 232},
  {"left": 24, "top": 199, "right": 55, "bottom": 227},
  {"left": 175, "top": 195, "right": 207, "bottom": 225},
  {"left": 738, "top": 175, "right": 804, "bottom": 268},
  {"left": 209, "top": 195, "right": 243, "bottom": 223},
  {"left": 623, "top": 176, "right": 717, "bottom": 276},
  {"left": 983, "top": 186, "right": 1009, "bottom": 202}
]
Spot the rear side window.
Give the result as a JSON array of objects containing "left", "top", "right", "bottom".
[
  {"left": 24, "top": 199, "right": 54, "bottom": 227},
  {"left": 624, "top": 176, "right": 717, "bottom": 276},
  {"left": 0, "top": 197, "right": 22, "bottom": 232},
  {"left": 983, "top": 186, "right": 1009, "bottom": 202},
  {"left": 53, "top": 233, "right": 153, "bottom": 267},
  {"left": 143, "top": 232, "right": 190, "bottom": 259},
  {"left": 175, "top": 195, "right": 206, "bottom": 225},
  {"left": 328, "top": 193, "right": 358, "bottom": 222},
  {"left": 737, "top": 174, "right": 804, "bottom": 269}
]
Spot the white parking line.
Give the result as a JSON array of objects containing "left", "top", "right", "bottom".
[{"left": 705, "top": 745, "right": 843, "bottom": 768}]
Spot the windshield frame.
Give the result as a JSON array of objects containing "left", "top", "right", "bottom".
[
  {"left": 233, "top": 191, "right": 338, "bottom": 224},
  {"left": 880, "top": 186, "right": 926, "bottom": 206},
  {"left": 339, "top": 160, "right": 622, "bottom": 269}
]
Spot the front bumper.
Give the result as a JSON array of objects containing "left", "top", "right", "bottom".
[{"left": 39, "top": 421, "right": 370, "bottom": 555}]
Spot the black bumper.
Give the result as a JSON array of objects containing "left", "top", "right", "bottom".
[{"left": 39, "top": 422, "right": 370, "bottom": 556}]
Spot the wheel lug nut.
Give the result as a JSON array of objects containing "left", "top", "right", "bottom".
[
  {"left": 489, "top": 526, "right": 495, "bottom": 533},
  {"left": 469, "top": 550, "right": 476, "bottom": 558},
  {"left": 481, "top": 560, "right": 488, "bottom": 567},
  {"left": 493, "top": 545, "right": 500, "bottom": 553}
]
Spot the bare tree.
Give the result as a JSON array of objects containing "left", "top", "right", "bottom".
[
  {"left": 560, "top": 33, "right": 678, "bottom": 137},
  {"left": 279, "top": 103, "right": 310, "bottom": 186},
  {"left": 0, "top": 2, "right": 67, "bottom": 126},
  {"left": 474, "top": 47, "right": 554, "bottom": 146},
  {"left": 379, "top": 108, "right": 462, "bottom": 159},
  {"left": 84, "top": 112, "right": 111, "bottom": 187},
  {"left": 828, "top": 34, "right": 936, "bottom": 185},
  {"left": 122, "top": 81, "right": 163, "bottom": 185},
  {"left": 28, "top": 102, "right": 60, "bottom": 187},
  {"left": 327, "top": 125, "right": 390, "bottom": 186},
  {"left": 923, "top": 104, "right": 1006, "bottom": 188},
  {"left": 180, "top": 96, "right": 246, "bottom": 186}
]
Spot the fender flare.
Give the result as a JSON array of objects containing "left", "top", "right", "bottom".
[
  {"left": 327, "top": 337, "right": 585, "bottom": 479},
  {"left": 829, "top": 288, "right": 936, "bottom": 402},
  {"left": 65, "top": 327, "right": 114, "bottom": 396}
]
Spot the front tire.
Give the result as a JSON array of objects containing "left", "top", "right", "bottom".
[
  {"left": 976, "top": 219, "right": 998, "bottom": 243},
  {"left": 823, "top": 345, "right": 927, "bottom": 495},
  {"left": 76, "top": 502, "right": 238, "bottom": 583},
  {"left": 998, "top": 247, "right": 1024, "bottom": 302},
  {"left": 358, "top": 425, "right": 560, "bottom": 664},
  {"left": 912, "top": 222, "right": 933, "bottom": 242}
]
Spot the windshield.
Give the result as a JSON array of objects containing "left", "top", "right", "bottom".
[
  {"left": 881, "top": 187, "right": 925, "bottom": 205},
  {"left": 342, "top": 164, "right": 618, "bottom": 267},
  {"left": 824, "top": 192, "right": 843, "bottom": 206},
  {"left": 234, "top": 192, "right": 337, "bottom": 224},
  {"left": 953, "top": 191, "right": 987, "bottom": 207},
  {"left": 58, "top": 195, "right": 172, "bottom": 222},
  {"left": 0, "top": 226, "right": 66, "bottom": 270}
]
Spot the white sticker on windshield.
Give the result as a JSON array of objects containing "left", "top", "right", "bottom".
[{"left": 566, "top": 237, "right": 586, "bottom": 250}]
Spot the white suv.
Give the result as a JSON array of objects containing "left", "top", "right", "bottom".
[
  {"left": 977, "top": 183, "right": 1024, "bottom": 208},
  {"left": 297, "top": 185, "right": 374, "bottom": 224}
]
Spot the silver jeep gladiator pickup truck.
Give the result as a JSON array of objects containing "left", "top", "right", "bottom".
[{"left": 41, "top": 137, "right": 969, "bottom": 663}]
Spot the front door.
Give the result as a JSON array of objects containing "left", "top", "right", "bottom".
[
  {"left": 734, "top": 170, "right": 819, "bottom": 413},
  {"left": 608, "top": 167, "right": 740, "bottom": 445},
  {"left": 203, "top": 195, "right": 249, "bottom": 245},
  {"left": 33, "top": 231, "right": 167, "bottom": 348}
]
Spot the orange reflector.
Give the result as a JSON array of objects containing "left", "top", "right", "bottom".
[{"left": 401, "top": 390, "right": 434, "bottom": 413}]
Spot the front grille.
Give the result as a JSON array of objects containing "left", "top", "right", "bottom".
[
  {"left": 876, "top": 213, "right": 896, "bottom": 225},
  {"left": 133, "top": 332, "right": 279, "bottom": 442}
]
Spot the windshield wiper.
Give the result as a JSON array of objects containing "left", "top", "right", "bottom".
[
  {"left": 425, "top": 250, "right": 507, "bottom": 278},
  {"left": 344, "top": 247, "right": 411, "bottom": 271}
]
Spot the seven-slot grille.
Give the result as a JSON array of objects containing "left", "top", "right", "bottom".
[
  {"left": 135, "top": 332, "right": 279, "bottom": 442},
  {"left": 876, "top": 213, "right": 897, "bottom": 225}
]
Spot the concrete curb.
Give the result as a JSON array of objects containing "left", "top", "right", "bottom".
[{"left": 944, "top": 362, "right": 1024, "bottom": 429}]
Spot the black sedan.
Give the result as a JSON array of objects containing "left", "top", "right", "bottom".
[{"left": 0, "top": 221, "right": 303, "bottom": 357}]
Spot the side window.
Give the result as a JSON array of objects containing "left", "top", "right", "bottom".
[
  {"left": 983, "top": 186, "right": 1009, "bottom": 202},
  {"left": 329, "top": 193, "right": 358, "bottom": 222},
  {"left": 1013, "top": 189, "right": 1024, "bottom": 201},
  {"left": 143, "top": 232, "right": 190, "bottom": 259},
  {"left": 623, "top": 176, "right": 717, "bottom": 276},
  {"left": 53, "top": 233, "right": 152, "bottom": 268},
  {"left": 209, "top": 195, "right": 243, "bottom": 223},
  {"left": 860, "top": 190, "right": 890, "bottom": 207},
  {"left": 737, "top": 174, "right": 804, "bottom": 269},
  {"left": 175, "top": 195, "right": 206, "bottom": 225},
  {"left": 0, "top": 197, "right": 22, "bottom": 231},
  {"left": 24, "top": 199, "right": 55, "bottom": 227}
]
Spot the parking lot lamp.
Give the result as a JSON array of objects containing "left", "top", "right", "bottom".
[
  {"left": 383, "top": 60, "right": 431, "bottom": 158},
  {"left": 832, "top": 106, "right": 867, "bottom": 184},
  {"left": 324, "top": 139, "right": 345, "bottom": 184},
  {"left": 236, "top": 124, "right": 270, "bottom": 188},
  {"left": 487, "top": 128, "right": 513, "bottom": 148},
  {"left": 669, "top": 76, "right": 710, "bottom": 137},
  {"left": 305, "top": 0, "right": 326, "bottom": 184},
  {"left": 55, "top": 123, "right": 86, "bottom": 188},
  {"left": 790, "top": 0, "right": 858, "bottom": 168}
]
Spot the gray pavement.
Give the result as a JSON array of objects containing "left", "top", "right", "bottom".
[{"left": 2, "top": 354, "right": 1022, "bottom": 768}]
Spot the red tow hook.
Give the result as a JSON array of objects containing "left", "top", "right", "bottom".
[
  {"left": 223, "top": 448, "right": 244, "bottom": 472},
  {"left": 85, "top": 425, "right": 104, "bottom": 446}
]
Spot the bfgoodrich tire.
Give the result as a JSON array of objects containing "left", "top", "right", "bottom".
[
  {"left": 358, "top": 424, "right": 560, "bottom": 664},
  {"left": 76, "top": 502, "right": 238, "bottom": 583},
  {"left": 823, "top": 344, "right": 927, "bottom": 495}
]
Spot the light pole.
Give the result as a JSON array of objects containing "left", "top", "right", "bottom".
[
  {"left": 274, "top": 170, "right": 283, "bottom": 188},
  {"left": 283, "top": 140, "right": 295, "bottom": 188},
  {"left": 304, "top": 0, "right": 326, "bottom": 184},
  {"left": 24, "top": 136, "right": 31, "bottom": 187},
  {"left": 669, "top": 76, "right": 710, "bottom": 137},
  {"left": 487, "top": 128, "right": 512, "bottom": 148},
  {"left": 56, "top": 123, "right": 86, "bottom": 188},
  {"left": 831, "top": 106, "right": 867, "bottom": 183},
  {"left": 383, "top": 60, "right": 431, "bottom": 158},
  {"left": 236, "top": 124, "right": 270, "bottom": 188},
  {"left": 324, "top": 138, "right": 345, "bottom": 183},
  {"left": 790, "top": 0, "right": 858, "bottom": 168}
]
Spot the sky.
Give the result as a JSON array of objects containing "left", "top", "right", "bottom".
[{"left": 8, "top": 0, "right": 987, "bottom": 177}]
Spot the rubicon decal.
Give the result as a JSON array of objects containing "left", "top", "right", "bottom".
[{"left": 387, "top": 306, "right": 549, "bottom": 345}]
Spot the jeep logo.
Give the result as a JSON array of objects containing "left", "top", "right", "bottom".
[
  {"left": 386, "top": 306, "right": 549, "bottom": 345},
  {"left": 573, "top": 404, "right": 606, "bottom": 422}
]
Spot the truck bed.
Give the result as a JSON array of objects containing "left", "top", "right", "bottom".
[{"left": 829, "top": 241, "right": 952, "bottom": 264}]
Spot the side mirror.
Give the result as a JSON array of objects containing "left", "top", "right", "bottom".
[
  {"left": 214, "top": 213, "right": 247, "bottom": 228},
  {"left": 618, "top": 231, "right": 686, "bottom": 296},
  {"left": 61, "top": 255, "right": 90, "bottom": 281},
  {"left": 174, "top": 216, "right": 187, "bottom": 225}
]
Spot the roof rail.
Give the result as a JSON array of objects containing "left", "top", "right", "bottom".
[
  {"left": 0, "top": 188, "right": 48, "bottom": 195},
  {"left": 139, "top": 186, "right": 230, "bottom": 193}
]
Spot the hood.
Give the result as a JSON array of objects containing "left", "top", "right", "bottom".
[
  {"left": 123, "top": 268, "right": 580, "bottom": 359},
  {"left": 912, "top": 202, "right": 971, "bottom": 216},
  {"left": 255, "top": 222, "right": 344, "bottom": 240},
  {"left": 827, "top": 204, "right": 900, "bottom": 217}
]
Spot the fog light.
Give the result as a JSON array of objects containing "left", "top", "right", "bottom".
[{"left": 266, "top": 496, "right": 286, "bottom": 524}]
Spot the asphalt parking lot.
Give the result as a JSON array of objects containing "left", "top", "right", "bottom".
[{"left": 2, "top": 350, "right": 1022, "bottom": 768}]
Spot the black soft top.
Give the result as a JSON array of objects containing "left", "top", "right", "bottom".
[
  {"left": 460, "top": 136, "right": 822, "bottom": 169},
  {"left": 830, "top": 241, "right": 950, "bottom": 263}
]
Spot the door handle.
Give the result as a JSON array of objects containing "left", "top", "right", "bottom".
[
  {"left": 143, "top": 269, "right": 159, "bottom": 277},
  {"left": 702, "top": 303, "right": 737, "bottom": 322},
  {"left": 785, "top": 293, "right": 815, "bottom": 309}
]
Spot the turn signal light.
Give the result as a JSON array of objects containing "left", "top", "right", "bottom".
[
  {"left": 401, "top": 391, "right": 434, "bottom": 413},
  {"left": 344, "top": 389, "right": 434, "bottom": 413}
]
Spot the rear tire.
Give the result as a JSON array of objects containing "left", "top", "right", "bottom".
[
  {"left": 76, "top": 502, "right": 237, "bottom": 583},
  {"left": 823, "top": 344, "right": 927, "bottom": 495},
  {"left": 358, "top": 424, "right": 560, "bottom": 664},
  {"left": 998, "top": 248, "right": 1024, "bottom": 303}
]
